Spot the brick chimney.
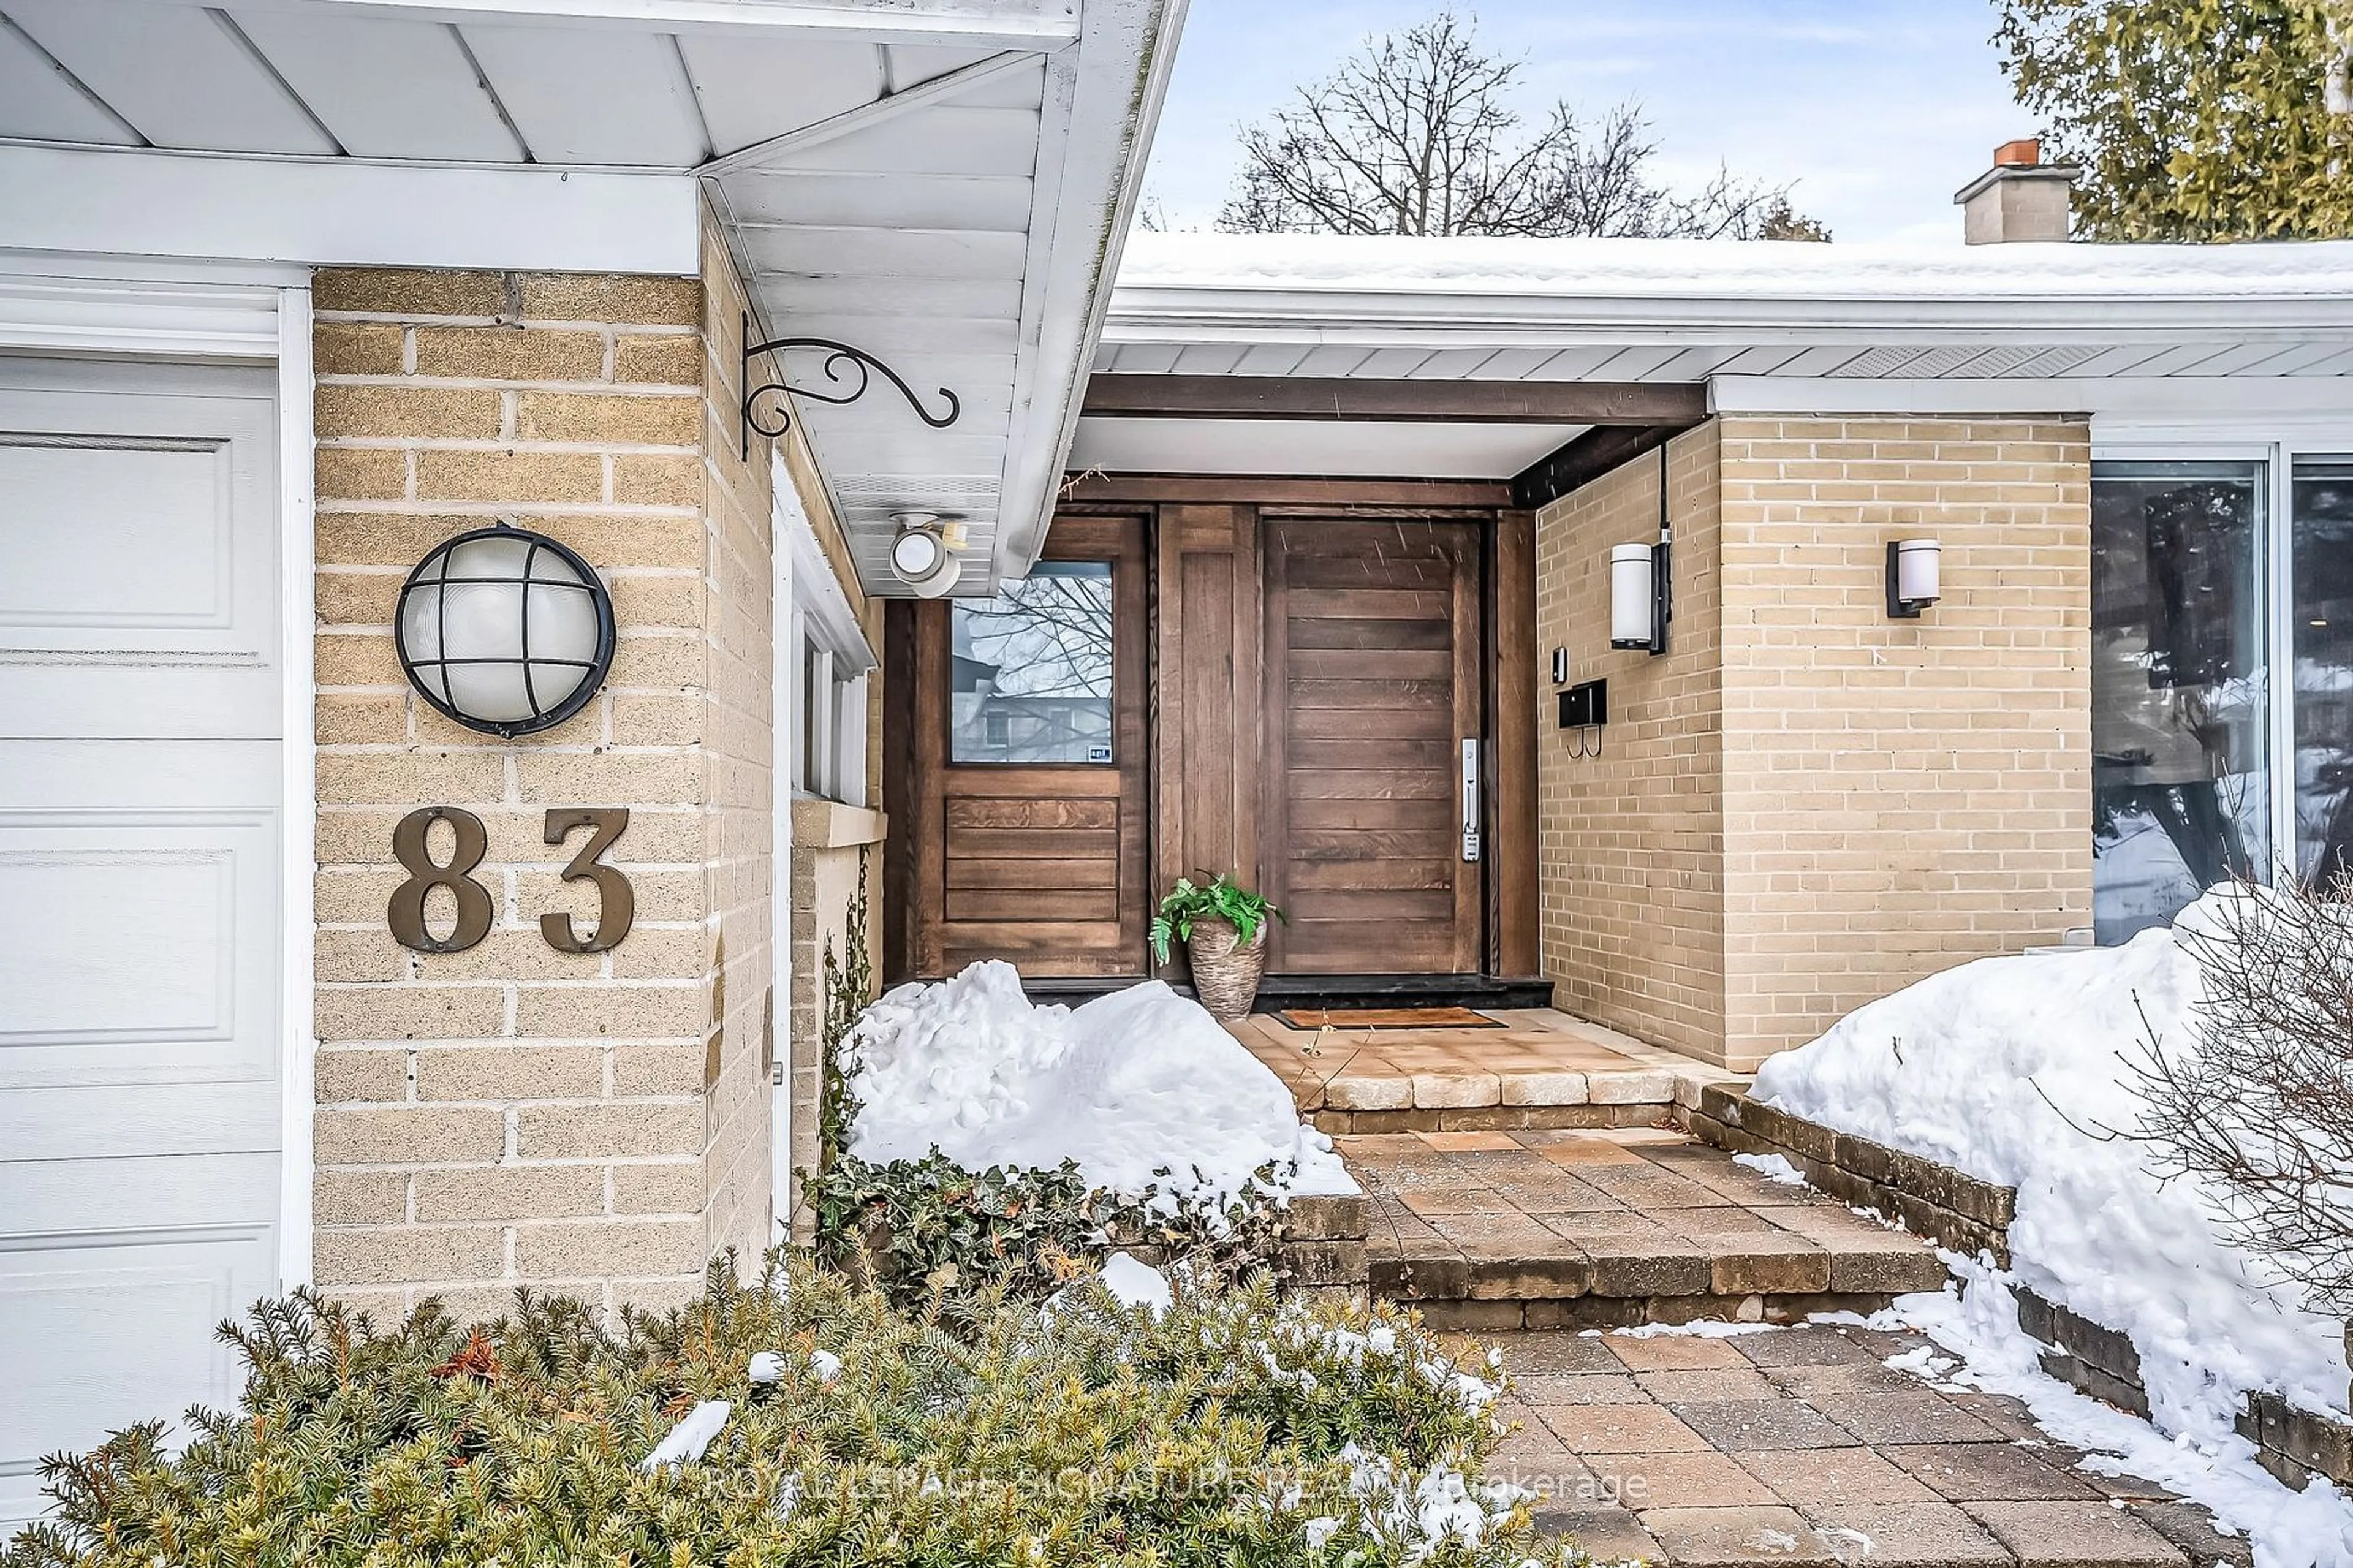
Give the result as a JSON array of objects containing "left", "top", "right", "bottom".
[{"left": 1954, "top": 138, "right": 2080, "bottom": 243}]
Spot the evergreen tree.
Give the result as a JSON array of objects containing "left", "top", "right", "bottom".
[{"left": 1995, "top": 0, "right": 2353, "bottom": 240}]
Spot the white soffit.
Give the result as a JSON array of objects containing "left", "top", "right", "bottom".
[
  {"left": 1070, "top": 415, "right": 1584, "bottom": 479},
  {"left": 0, "top": 0, "right": 1180, "bottom": 595}
]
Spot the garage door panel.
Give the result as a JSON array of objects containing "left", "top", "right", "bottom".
[
  {"left": 0, "top": 809, "right": 278, "bottom": 1091},
  {"left": 0, "top": 363, "right": 277, "bottom": 741},
  {"left": 0, "top": 354, "right": 283, "bottom": 1526},
  {"left": 0, "top": 1222, "right": 273, "bottom": 1531}
]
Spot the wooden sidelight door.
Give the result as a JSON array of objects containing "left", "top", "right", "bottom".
[
  {"left": 906, "top": 515, "right": 1150, "bottom": 978},
  {"left": 1260, "top": 517, "right": 1484, "bottom": 974}
]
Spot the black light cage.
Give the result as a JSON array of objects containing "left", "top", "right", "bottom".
[{"left": 393, "top": 524, "right": 618, "bottom": 739}]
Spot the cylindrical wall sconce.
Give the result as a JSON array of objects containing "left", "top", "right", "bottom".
[
  {"left": 1610, "top": 543, "right": 1660, "bottom": 651},
  {"left": 889, "top": 510, "right": 964, "bottom": 598},
  {"left": 1886, "top": 538, "right": 1942, "bottom": 618}
]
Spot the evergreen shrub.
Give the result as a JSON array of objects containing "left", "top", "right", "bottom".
[{"left": 5, "top": 1252, "right": 1582, "bottom": 1568}]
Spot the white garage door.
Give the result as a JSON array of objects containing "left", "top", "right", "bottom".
[{"left": 0, "top": 355, "right": 283, "bottom": 1531}]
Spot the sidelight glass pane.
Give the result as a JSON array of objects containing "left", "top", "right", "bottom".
[
  {"left": 950, "top": 561, "right": 1115, "bottom": 764},
  {"left": 2293, "top": 458, "right": 2353, "bottom": 887},
  {"left": 2090, "top": 460, "right": 2270, "bottom": 943}
]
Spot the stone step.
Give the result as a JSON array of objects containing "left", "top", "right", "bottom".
[{"left": 1339, "top": 1129, "right": 1952, "bottom": 1331}]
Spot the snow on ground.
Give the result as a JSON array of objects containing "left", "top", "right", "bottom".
[
  {"left": 844, "top": 960, "right": 1354, "bottom": 1208},
  {"left": 1875, "top": 1267, "right": 2353, "bottom": 1568},
  {"left": 1751, "top": 888, "right": 2349, "bottom": 1443}
]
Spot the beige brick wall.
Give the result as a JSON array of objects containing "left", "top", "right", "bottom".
[
  {"left": 1534, "top": 417, "right": 2093, "bottom": 1071},
  {"left": 1534, "top": 427, "right": 1728, "bottom": 1059},
  {"left": 314, "top": 262, "right": 730, "bottom": 1322},
  {"left": 1716, "top": 417, "right": 2092, "bottom": 1065},
  {"left": 695, "top": 214, "right": 777, "bottom": 1271}
]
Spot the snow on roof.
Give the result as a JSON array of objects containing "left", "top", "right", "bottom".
[{"left": 1116, "top": 232, "right": 2353, "bottom": 304}]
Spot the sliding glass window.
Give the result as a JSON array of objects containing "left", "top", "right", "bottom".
[
  {"left": 2090, "top": 460, "right": 2271, "bottom": 942},
  {"left": 2292, "top": 459, "right": 2353, "bottom": 888}
]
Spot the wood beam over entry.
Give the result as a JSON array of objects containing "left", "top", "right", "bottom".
[
  {"left": 1083, "top": 374, "right": 1708, "bottom": 425},
  {"left": 1510, "top": 423, "right": 1692, "bottom": 510}
]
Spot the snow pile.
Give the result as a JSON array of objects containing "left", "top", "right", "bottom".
[
  {"left": 1751, "top": 887, "right": 2348, "bottom": 1439},
  {"left": 843, "top": 961, "right": 1353, "bottom": 1207},
  {"left": 1881, "top": 1270, "right": 2353, "bottom": 1568},
  {"left": 638, "top": 1399, "right": 731, "bottom": 1473}
]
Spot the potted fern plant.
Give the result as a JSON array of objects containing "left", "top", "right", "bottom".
[{"left": 1151, "top": 873, "right": 1283, "bottom": 1020}]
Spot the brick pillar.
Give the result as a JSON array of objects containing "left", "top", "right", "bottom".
[{"left": 309, "top": 263, "right": 766, "bottom": 1322}]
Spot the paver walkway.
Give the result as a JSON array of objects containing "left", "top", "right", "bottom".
[
  {"left": 1346, "top": 1128, "right": 1952, "bottom": 1330},
  {"left": 1482, "top": 1321, "right": 2246, "bottom": 1568}
]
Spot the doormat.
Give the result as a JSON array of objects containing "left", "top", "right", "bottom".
[{"left": 1276, "top": 1006, "right": 1504, "bottom": 1031}]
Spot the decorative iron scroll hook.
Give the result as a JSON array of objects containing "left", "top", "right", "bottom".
[{"left": 740, "top": 312, "right": 962, "bottom": 460}]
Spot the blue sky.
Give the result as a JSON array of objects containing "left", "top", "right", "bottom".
[{"left": 1142, "top": 0, "right": 2029, "bottom": 246}]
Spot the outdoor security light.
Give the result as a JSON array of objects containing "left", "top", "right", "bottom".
[
  {"left": 889, "top": 511, "right": 963, "bottom": 597},
  {"left": 1609, "top": 542, "right": 1664, "bottom": 653},
  {"left": 1886, "top": 538, "right": 1942, "bottom": 618},
  {"left": 395, "top": 525, "right": 616, "bottom": 738}
]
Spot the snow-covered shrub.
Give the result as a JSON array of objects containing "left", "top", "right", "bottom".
[
  {"left": 805, "top": 960, "right": 1351, "bottom": 1312},
  {"left": 806, "top": 1148, "right": 1294, "bottom": 1312},
  {"left": 2129, "top": 877, "right": 2353, "bottom": 1309},
  {"left": 4, "top": 1253, "right": 1572, "bottom": 1568}
]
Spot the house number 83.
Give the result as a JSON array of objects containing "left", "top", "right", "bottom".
[{"left": 387, "top": 806, "right": 635, "bottom": 955}]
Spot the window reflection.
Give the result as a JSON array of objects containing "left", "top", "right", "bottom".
[
  {"left": 2091, "top": 461, "right": 2270, "bottom": 942},
  {"left": 950, "top": 561, "right": 1115, "bottom": 765},
  {"left": 2294, "top": 459, "right": 2353, "bottom": 888}
]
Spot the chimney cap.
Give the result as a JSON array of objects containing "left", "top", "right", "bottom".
[{"left": 1954, "top": 150, "right": 2081, "bottom": 208}]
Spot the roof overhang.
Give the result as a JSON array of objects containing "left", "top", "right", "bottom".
[
  {"left": 0, "top": 0, "right": 1181, "bottom": 595},
  {"left": 1079, "top": 232, "right": 2353, "bottom": 507}
]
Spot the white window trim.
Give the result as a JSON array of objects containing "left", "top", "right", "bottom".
[{"left": 0, "top": 260, "right": 317, "bottom": 1291}]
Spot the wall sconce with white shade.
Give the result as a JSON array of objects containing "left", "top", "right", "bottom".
[
  {"left": 889, "top": 510, "right": 966, "bottom": 597},
  {"left": 1608, "top": 445, "right": 1675, "bottom": 656},
  {"left": 395, "top": 524, "right": 615, "bottom": 738},
  {"left": 1885, "top": 538, "right": 1942, "bottom": 618},
  {"left": 1609, "top": 543, "right": 1661, "bottom": 651}
]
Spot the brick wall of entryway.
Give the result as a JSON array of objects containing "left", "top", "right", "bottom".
[{"left": 1536, "top": 417, "right": 2093, "bottom": 1071}]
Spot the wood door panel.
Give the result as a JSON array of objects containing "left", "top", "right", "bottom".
[
  {"left": 1262, "top": 517, "right": 1483, "bottom": 976},
  {"left": 1289, "top": 679, "right": 1455, "bottom": 711},
  {"left": 1290, "top": 706, "right": 1453, "bottom": 739},
  {"left": 945, "top": 827, "right": 1121, "bottom": 859},
  {"left": 1286, "top": 617, "right": 1453, "bottom": 651},
  {"left": 945, "top": 798, "right": 1117, "bottom": 830},
  {"left": 906, "top": 514, "right": 1150, "bottom": 979},
  {"left": 944, "top": 857, "right": 1123, "bottom": 890},
  {"left": 1289, "top": 648, "right": 1450, "bottom": 681}
]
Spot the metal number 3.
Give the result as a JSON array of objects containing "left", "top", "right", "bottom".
[
  {"left": 387, "top": 805, "right": 634, "bottom": 955},
  {"left": 540, "top": 808, "right": 634, "bottom": 953}
]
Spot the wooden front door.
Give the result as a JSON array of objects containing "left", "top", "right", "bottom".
[
  {"left": 1260, "top": 517, "right": 1484, "bottom": 974},
  {"left": 906, "top": 514, "right": 1150, "bottom": 978}
]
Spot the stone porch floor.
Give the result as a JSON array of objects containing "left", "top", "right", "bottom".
[
  {"left": 1227, "top": 1007, "right": 1743, "bottom": 1132},
  {"left": 1483, "top": 1321, "right": 2245, "bottom": 1567},
  {"left": 1345, "top": 1129, "right": 1953, "bottom": 1330}
]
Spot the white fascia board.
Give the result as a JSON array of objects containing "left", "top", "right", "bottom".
[
  {"left": 1101, "top": 286, "right": 2353, "bottom": 349},
  {"left": 135, "top": 0, "right": 1078, "bottom": 48},
  {"left": 0, "top": 143, "right": 698, "bottom": 275},
  {"left": 1708, "top": 374, "right": 2353, "bottom": 421},
  {"left": 988, "top": 0, "right": 1187, "bottom": 582}
]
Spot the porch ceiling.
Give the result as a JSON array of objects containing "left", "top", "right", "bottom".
[
  {"left": 1069, "top": 415, "right": 1586, "bottom": 480},
  {"left": 0, "top": 0, "right": 1180, "bottom": 594}
]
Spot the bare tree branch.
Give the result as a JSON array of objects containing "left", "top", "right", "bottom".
[{"left": 1217, "top": 10, "right": 1824, "bottom": 241}]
